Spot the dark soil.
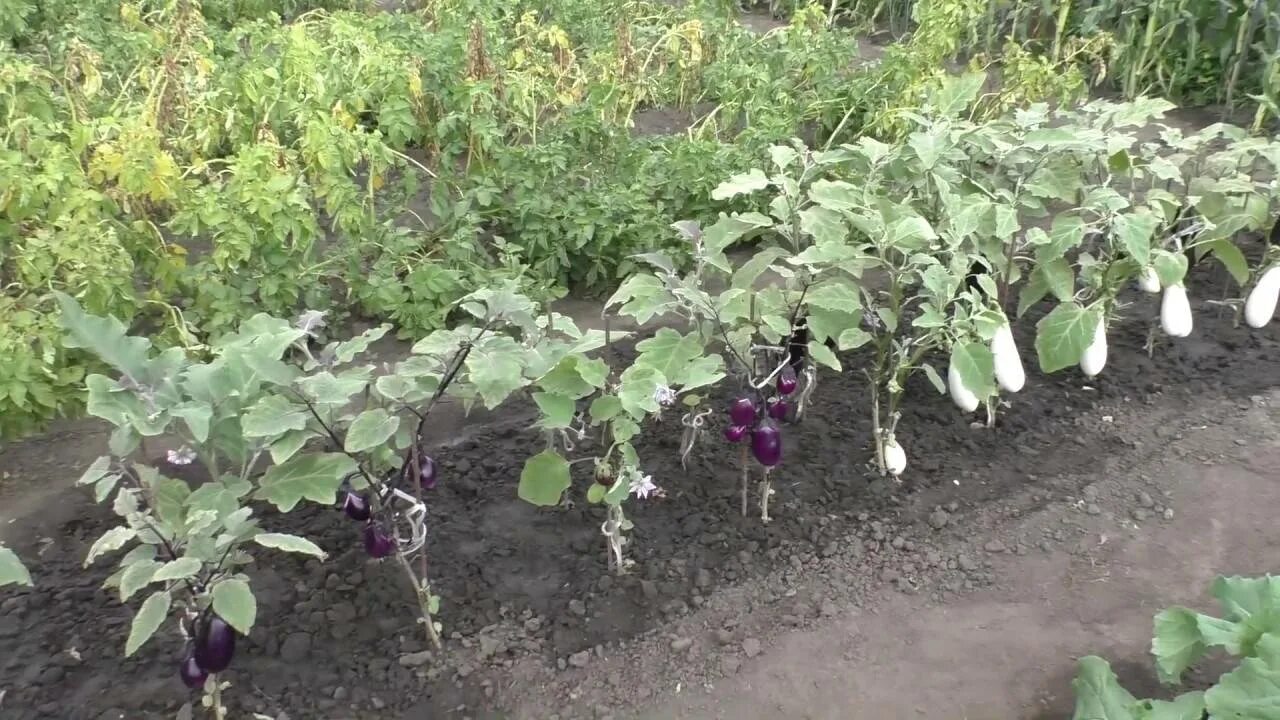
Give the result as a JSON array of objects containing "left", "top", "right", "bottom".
[{"left": 1, "top": 235, "right": 1277, "bottom": 719}]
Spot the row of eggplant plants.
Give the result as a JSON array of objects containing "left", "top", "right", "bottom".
[{"left": 2, "top": 78, "right": 1279, "bottom": 717}]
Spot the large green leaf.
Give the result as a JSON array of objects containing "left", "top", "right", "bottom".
[
  {"left": 1203, "top": 238, "right": 1250, "bottom": 287},
  {"left": 344, "top": 408, "right": 400, "bottom": 453},
  {"left": 929, "top": 70, "right": 985, "bottom": 116},
  {"left": 125, "top": 590, "right": 171, "bottom": 656},
  {"left": 680, "top": 355, "right": 726, "bottom": 391},
  {"left": 617, "top": 365, "right": 664, "bottom": 418},
  {"left": 533, "top": 392, "right": 576, "bottom": 429},
  {"left": 1072, "top": 656, "right": 1138, "bottom": 720},
  {"left": 255, "top": 453, "right": 356, "bottom": 511},
  {"left": 1113, "top": 212, "right": 1160, "bottom": 266},
  {"left": 0, "top": 546, "right": 32, "bottom": 587},
  {"left": 1138, "top": 692, "right": 1205, "bottom": 720},
  {"left": 466, "top": 338, "right": 527, "bottom": 408},
  {"left": 1035, "top": 303, "right": 1100, "bottom": 374},
  {"left": 78, "top": 456, "right": 112, "bottom": 486},
  {"left": 1204, "top": 633, "right": 1280, "bottom": 719},
  {"left": 85, "top": 526, "right": 137, "bottom": 567},
  {"left": 518, "top": 451, "right": 571, "bottom": 507},
  {"left": 296, "top": 371, "right": 368, "bottom": 405},
  {"left": 152, "top": 557, "right": 202, "bottom": 583},
  {"left": 212, "top": 578, "right": 256, "bottom": 635},
  {"left": 1153, "top": 607, "right": 1208, "bottom": 683},
  {"left": 118, "top": 559, "right": 161, "bottom": 601},
  {"left": 1018, "top": 257, "right": 1075, "bottom": 317},
  {"left": 808, "top": 179, "right": 860, "bottom": 211},
  {"left": 241, "top": 396, "right": 309, "bottom": 438},
  {"left": 799, "top": 206, "right": 848, "bottom": 245},
  {"left": 635, "top": 329, "right": 703, "bottom": 386},
  {"left": 55, "top": 292, "right": 154, "bottom": 381}
]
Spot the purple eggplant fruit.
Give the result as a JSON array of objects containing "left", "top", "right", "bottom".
[
  {"left": 723, "top": 424, "right": 748, "bottom": 443},
  {"left": 417, "top": 454, "right": 438, "bottom": 490},
  {"left": 768, "top": 398, "right": 789, "bottom": 420},
  {"left": 751, "top": 420, "right": 782, "bottom": 467},
  {"left": 364, "top": 523, "right": 396, "bottom": 559},
  {"left": 180, "top": 653, "right": 208, "bottom": 689},
  {"left": 728, "top": 397, "right": 755, "bottom": 426},
  {"left": 341, "top": 491, "right": 371, "bottom": 522},
  {"left": 777, "top": 366, "right": 798, "bottom": 396},
  {"left": 193, "top": 615, "right": 235, "bottom": 673}
]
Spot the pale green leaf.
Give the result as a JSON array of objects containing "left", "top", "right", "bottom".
[
  {"left": 1204, "top": 633, "right": 1280, "bottom": 719},
  {"left": 518, "top": 451, "right": 570, "bottom": 507},
  {"left": 1113, "top": 212, "right": 1159, "bottom": 266},
  {"left": 345, "top": 408, "right": 400, "bottom": 453},
  {"left": 466, "top": 341, "right": 526, "bottom": 408},
  {"left": 1153, "top": 607, "right": 1207, "bottom": 684},
  {"left": 589, "top": 395, "right": 623, "bottom": 423},
  {"left": 253, "top": 533, "right": 327, "bottom": 559},
  {"left": 125, "top": 590, "right": 171, "bottom": 656},
  {"left": 333, "top": 325, "right": 390, "bottom": 364},
  {"left": 731, "top": 248, "right": 787, "bottom": 291},
  {"left": 679, "top": 355, "right": 725, "bottom": 392},
  {"left": 711, "top": 168, "right": 769, "bottom": 200},
  {"left": 269, "top": 430, "right": 311, "bottom": 465},
  {"left": 78, "top": 456, "right": 112, "bottom": 486},
  {"left": 586, "top": 482, "right": 607, "bottom": 504},
  {"left": 950, "top": 342, "right": 995, "bottom": 399},
  {"left": 212, "top": 578, "right": 256, "bottom": 634},
  {"left": 152, "top": 557, "right": 202, "bottom": 583},
  {"left": 1070, "top": 656, "right": 1138, "bottom": 720},
  {"left": 296, "top": 371, "right": 368, "bottom": 405},
  {"left": 242, "top": 396, "right": 309, "bottom": 438},
  {"left": 837, "top": 327, "right": 872, "bottom": 351},
  {"left": 55, "top": 292, "right": 154, "bottom": 381},
  {"left": 635, "top": 329, "right": 703, "bottom": 384},
  {"left": 533, "top": 392, "right": 577, "bottom": 429},
  {"left": 1152, "top": 251, "right": 1190, "bottom": 288},
  {"left": 920, "top": 363, "right": 946, "bottom": 394},
  {"left": 799, "top": 206, "right": 848, "bottom": 245},
  {"left": 0, "top": 546, "right": 33, "bottom": 587},
  {"left": 1138, "top": 692, "right": 1205, "bottom": 720},
  {"left": 255, "top": 453, "right": 356, "bottom": 511},
  {"left": 85, "top": 526, "right": 137, "bottom": 567},
  {"left": 1204, "top": 238, "right": 1250, "bottom": 287},
  {"left": 1035, "top": 304, "right": 1100, "bottom": 374},
  {"left": 930, "top": 70, "right": 985, "bottom": 116},
  {"left": 805, "top": 279, "right": 862, "bottom": 313},
  {"left": 808, "top": 179, "right": 859, "bottom": 211},
  {"left": 808, "top": 341, "right": 841, "bottom": 371}
]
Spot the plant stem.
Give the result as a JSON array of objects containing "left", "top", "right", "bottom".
[
  {"left": 394, "top": 550, "right": 443, "bottom": 650},
  {"left": 758, "top": 466, "right": 772, "bottom": 523},
  {"left": 739, "top": 444, "right": 750, "bottom": 517}
]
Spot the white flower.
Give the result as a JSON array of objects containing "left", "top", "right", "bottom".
[
  {"left": 653, "top": 384, "right": 677, "bottom": 408},
  {"left": 295, "top": 309, "right": 328, "bottom": 338},
  {"left": 167, "top": 446, "right": 196, "bottom": 466},
  {"left": 628, "top": 470, "right": 658, "bottom": 499}
]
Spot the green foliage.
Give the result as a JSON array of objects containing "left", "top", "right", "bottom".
[{"left": 1071, "top": 575, "right": 1280, "bottom": 720}]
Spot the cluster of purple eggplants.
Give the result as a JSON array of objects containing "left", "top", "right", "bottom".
[
  {"left": 337, "top": 447, "right": 439, "bottom": 558},
  {"left": 180, "top": 613, "right": 235, "bottom": 689},
  {"left": 722, "top": 366, "right": 798, "bottom": 467}
]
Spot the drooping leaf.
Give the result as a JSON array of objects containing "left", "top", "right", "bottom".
[
  {"left": 466, "top": 338, "right": 527, "bottom": 408},
  {"left": 344, "top": 408, "right": 400, "bottom": 453},
  {"left": 296, "top": 371, "right": 368, "bottom": 405},
  {"left": 518, "top": 451, "right": 571, "bottom": 507},
  {"left": 85, "top": 526, "right": 137, "bottom": 567},
  {"left": 1070, "top": 656, "right": 1138, "bottom": 720},
  {"left": 255, "top": 454, "right": 356, "bottom": 511},
  {"left": 1035, "top": 303, "right": 1101, "bottom": 374},
  {"left": 1204, "top": 238, "right": 1250, "bottom": 287},
  {"left": 1153, "top": 607, "right": 1208, "bottom": 683},
  {"left": 589, "top": 396, "right": 623, "bottom": 423},
  {"left": 949, "top": 342, "right": 996, "bottom": 399},
  {"left": 253, "top": 533, "right": 327, "bottom": 559},
  {"left": 1018, "top": 257, "right": 1075, "bottom": 316},
  {"left": 125, "top": 590, "right": 171, "bottom": 656},
  {"left": 533, "top": 392, "right": 577, "bottom": 429},
  {"left": 679, "top": 355, "right": 726, "bottom": 391},
  {"left": 333, "top": 325, "right": 390, "bottom": 364},
  {"left": 1113, "top": 212, "right": 1160, "bottom": 266},
  {"left": 929, "top": 71, "right": 986, "bottom": 115},
  {"left": 55, "top": 292, "right": 154, "bottom": 381},
  {"left": 171, "top": 403, "right": 213, "bottom": 443},
  {"left": 0, "top": 546, "right": 33, "bottom": 587},
  {"left": 78, "top": 456, "right": 112, "bottom": 486},
  {"left": 1152, "top": 251, "right": 1190, "bottom": 288},
  {"left": 211, "top": 578, "right": 256, "bottom": 634}
]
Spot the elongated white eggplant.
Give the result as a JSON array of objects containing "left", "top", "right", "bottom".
[
  {"left": 1138, "top": 266, "right": 1161, "bottom": 293},
  {"left": 1161, "top": 284, "right": 1193, "bottom": 338},
  {"left": 883, "top": 438, "right": 907, "bottom": 476},
  {"left": 1080, "top": 321, "right": 1108, "bottom": 378},
  {"left": 991, "top": 324, "right": 1026, "bottom": 393},
  {"left": 1244, "top": 266, "right": 1280, "bottom": 328},
  {"left": 947, "top": 363, "right": 980, "bottom": 413}
]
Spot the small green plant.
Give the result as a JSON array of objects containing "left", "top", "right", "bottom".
[{"left": 1071, "top": 575, "right": 1280, "bottom": 720}]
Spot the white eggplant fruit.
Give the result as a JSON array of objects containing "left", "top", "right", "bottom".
[
  {"left": 947, "top": 363, "right": 980, "bottom": 413},
  {"left": 1244, "top": 266, "right": 1280, "bottom": 328},
  {"left": 991, "top": 324, "right": 1025, "bottom": 393},
  {"left": 883, "top": 438, "right": 907, "bottom": 476},
  {"left": 1080, "top": 320, "right": 1108, "bottom": 378},
  {"left": 1138, "top": 266, "right": 1161, "bottom": 293},
  {"left": 1161, "top": 284, "right": 1193, "bottom": 338}
]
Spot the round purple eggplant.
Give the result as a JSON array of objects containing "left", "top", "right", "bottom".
[
  {"left": 180, "top": 653, "right": 208, "bottom": 689},
  {"left": 364, "top": 523, "right": 396, "bottom": 559},
  {"left": 768, "top": 398, "right": 789, "bottom": 420},
  {"left": 341, "top": 491, "right": 371, "bottom": 522},
  {"left": 417, "top": 454, "right": 438, "bottom": 490},
  {"left": 723, "top": 424, "right": 748, "bottom": 443},
  {"left": 193, "top": 615, "right": 235, "bottom": 673},
  {"left": 728, "top": 397, "right": 756, "bottom": 426},
  {"left": 777, "top": 366, "right": 798, "bottom": 396},
  {"left": 751, "top": 420, "right": 782, "bottom": 467}
]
